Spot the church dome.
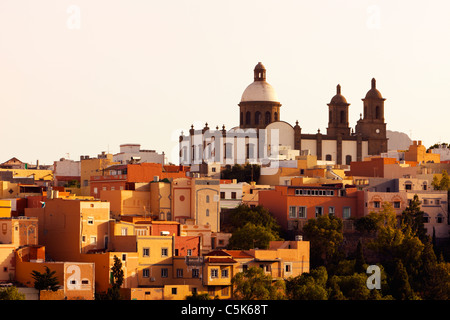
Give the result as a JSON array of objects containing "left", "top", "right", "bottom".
[
  {"left": 364, "top": 78, "right": 384, "bottom": 99},
  {"left": 329, "top": 84, "right": 349, "bottom": 105},
  {"left": 240, "top": 62, "right": 279, "bottom": 102},
  {"left": 241, "top": 81, "right": 279, "bottom": 102}
]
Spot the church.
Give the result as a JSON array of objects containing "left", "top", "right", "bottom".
[{"left": 179, "top": 62, "right": 388, "bottom": 169}]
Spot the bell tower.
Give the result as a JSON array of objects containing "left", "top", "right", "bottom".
[
  {"left": 327, "top": 84, "right": 351, "bottom": 137},
  {"left": 355, "top": 78, "right": 388, "bottom": 155}
]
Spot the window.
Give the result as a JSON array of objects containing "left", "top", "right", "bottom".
[
  {"left": 81, "top": 280, "right": 89, "bottom": 285},
  {"left": 87, "top": 217, "right": 94, "bottom": 225},
  {"left": 394, "top": 201, "right": 401, "bottom": 209},
  {"left": 315, "top": 207, "right": 323, "bottom": 217},
  {"left": 436, "top": 214, "right": 444, "bottom": 224},
  {"left": 345, "top": 155, "right": 352, "bottom": 165},
  {"left": 206, "top": 195, "right": 210, "bottom": 203},
  {"left": 436, "top": 199, "right": 440, "bottom": 205},
  {"left": 328, "top": 207, "right": 335, "bottom": 216},
  {"left": 211, "top": 269, "right": 219, "bottom": 278},
  {"left": 295, "top": 189, "right": 302, "bottom": 195},
  {"left": 374, "top": 201, "right": 381, "bottom": 208},
  {"left": 192, "top": 269, "right": 199, "bottom": 278},
  {"left": 143, "top": 248, "right": 150, "bottom": 257},
  {"left": 143, "top": 269, "right": 149, "bottom": 278},
  {"left": 285, "top": 264, "right": 291, "bottom": 273},
  {"left": 177, "top": 269, "right": 183, "bottom": 278},
  {"left": 121, "top": 228, "right": 128, "bottom": 236},
  {"left": 423, "top": 214, "right": 430, "bottom": 223},
  {"left": 289, "top": 206, "right": 297, "bottom": 218},
  {"left": 405, "top": 183, "right": 412, "bottom": 190},
  {"left": 298, "top": 206, "right": 307, "bottom": 218},
  {"left": 161, "top": 248, "right": 168, "bottom": 257},
  {"left": 325, "top": 154, "right": 332, "bottom": 161},
  {"left": 221, "top": 269, "right": 229, "bottom": 278},
  {"left": 93, "top": 187, "right": 98, "bottom": 194},
  {"left": 172, "top": 288, "right": 177, "bottom": 295},
  {"left": 122, "top": 254, "right": 127, "bottom": 261},
  {"left": 231, "top": 192, "right": 236, "bottom": 199},
  {"left": 187, "top": 249, "right": 192, "bottom": 256},
  {"left": 206, "top": 209, "right": 210, "bottom": 217},
  {"left": 220, "top": 192, "right": 225, "bottom": 199},
  {"left": 90, "top": 236, "right": 97, "bottom": 244},
  {"left": 83, "top": 180, "right": 89, "bottom": 187},
  {"left": 343, "top": 207, "right": 351, "bottom": 219},
  {"left": 161, "top": 268, "right": 168, "bottom": 278}
]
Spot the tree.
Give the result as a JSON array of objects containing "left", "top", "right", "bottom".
[
  {"left": 229, "top": 204, "right": 281, "bottom": 235},
  {"left": 432, "top": 170, "right": 450, "bottom": 191},
  {"left": 302, "top": 215, "right": 344, "bottom": 267},
  {"left": 354, "top": 240, "right": 367, "bottom": 274},
  {"left": 228, "top": 222, "right": 278, "bottom": 250},
  {"left": 285, "top": 266, "right": 328, "bottom": 300},
  {"left": 401, "top": 194, "right": 428, "bottom": 242},
  {"left": 389, "top": 260, "right": 417, "bottom": 300},
  {"left": 0, "top": 286, "right": 25, "bottom": 300},
  {"left": 186, "top": 292, "right": 211, "bottom": 300},
  {"left": 231, "top": 267, "right": 285, "bottom": 300},
  {"left": 221, "top": 164, "right": 261, "bottom": 183},
  {"left": 31, "top": 266, "right": 59, "bottom": 292},
  {"left": 226, "top": 204, "right": 282, "bottom": 250},
  {"left": 106, "top": 255, "right": 125, "bottom": 300}
]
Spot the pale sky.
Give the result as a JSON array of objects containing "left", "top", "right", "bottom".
[{"left": 0, "top": 1, "right": 449, "bottom": 165}]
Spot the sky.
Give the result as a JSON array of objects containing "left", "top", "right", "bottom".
[{"left": 0, "top": 0, "right": 449, "bottom": 165}]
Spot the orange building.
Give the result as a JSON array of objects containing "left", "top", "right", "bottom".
[
  {"left": 259, "top": 184, "right": 359, "bottom": 234},
  {"left": 348, "top": 157, "right": 418, "bottom": 178},
  {"left": 15, "top": 245, "right": 95, "bottom": 300},
  {"left": 90, "top": 163, "right": 189, "bottom": 198},
  {"left": 24, "top": 198, "right": 110, "bottom": 262}
]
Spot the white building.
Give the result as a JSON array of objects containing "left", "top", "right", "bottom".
[{"left": 113, "top": 144, "right": 165, "bottom": 165}]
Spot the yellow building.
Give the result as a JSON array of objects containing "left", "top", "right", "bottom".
[
  {"left": 100, "top": 189, "right": 151, "bottom": 219},
  {"left": 405, "top": 140, "right": 440, "bottom": 164},
  {"left": 0, "top": 216, "right": 39, "bottom": 282},
  {"left": 172, "top": 177, "right": 221, "bottom": 232},
  {"left": 80, "top": 153, "right": 118, "bottom": 196}
]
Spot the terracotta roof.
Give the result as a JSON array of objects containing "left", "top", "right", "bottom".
[
  {"left": 206, "top": 257, "right": 237, "bottom": 264},
  {"left": 224, "top": 250, "right": 254, "bottom": 259}
]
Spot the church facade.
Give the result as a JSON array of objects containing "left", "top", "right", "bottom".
[{"left": 179, "top": 62, "right": 388, "bottom": 168}]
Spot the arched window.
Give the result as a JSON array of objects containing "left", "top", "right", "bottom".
[
  {"left": 240, "top": 112, "right": 243, "bottom": 125},
  {"left": 274, "top": 112, "right": 278, "bottom": 121},
  {"left": 206, "top": 195, "right": 210, "bottom": 203},
  {"left": 246, "top": 111, "right": 251, "bottom": 125},
  {"left": 325, "top": 154, "right": 332, "bottom": 161},
  {"left": 329, "top": 110, "right": 332, "bottom": 123},
  {"left": 375, "top": 106, "right": 380, "bottom": 120},
  {"left": 265, "top": 111, "right": 271, "bottom": 125},
  {"left": 206, "top": 209, "right": 210, "bottom": 217},
  {"left": 340, "top": 110, "right": 345, "bottom": 124},
  {"left": 255, "top": 111, "right": 261, "bottom": 125}
]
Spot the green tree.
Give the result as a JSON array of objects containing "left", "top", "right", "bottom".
[
  {"left": 221, "top": 164, "right": 260, "bottom": 183},
  {"left": 0, "top": 286, "right": 26, "bottom": 300},
  {"left": 302, "top": 215, "right": 344, "bottom": 267},
  {"left": 439, "top": 170, "right": 450, "bottom": 190},
  {"left": 186, "top": 292, "right": 211, "bottom": 300},
  {"left": 354, "top": 240, "right": 367, "bottom": 274},
  {"left": 401, "top": 194, "right": 428, "bottom": 242},
  {"left": 228, "top": 222, "right": 278, "bottom": 250},
  {"left": 231, "top": 267, "right": 285, "bottom": 300},
  {"left": 389, "top": 260, "right": 417, "bottom": 300},
  {"left": 229, "top": 204, "right": 280, "bottom": 235},
  {"left": 30, "top": 266, "right": 59, "bottom": 292},
  {"left": 226, "top": 204, "right": 282, "bottom": 250},
  {"left": 102, "top": 255, "right": 125, "bottom": 300},
  {"left": 286, "top": 266, "right": 328, "bottom": 300}
]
